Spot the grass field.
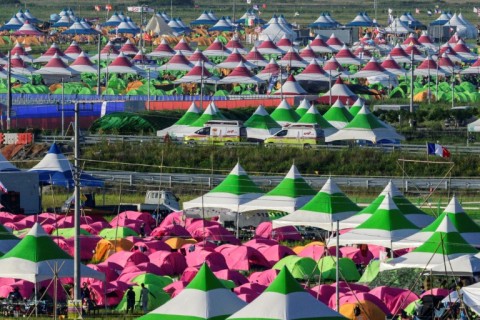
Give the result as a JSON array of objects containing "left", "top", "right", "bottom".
[{"left": 2, "top": 0, "right": 480, "bottom": 30}]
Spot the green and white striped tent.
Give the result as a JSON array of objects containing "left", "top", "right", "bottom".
[
  {"left": 380, "top": 215, "right": 479, "bottom": 271},
  {"left": 190, "top": 101, "right": 227, "bottom": 128},
  {"left": 395, "top": 195, "right": 480, "bottom": 248},
  {"left": 340, "top": 181, "right": 434, "bottom": 229},
  {"left": 322, "top": 99, "right": 353, "bottom": 129},
  {"left": 244, "top": 105, "right": 282, "bottom": 141},
  {"left": 139, "top": 263, "right": 246, "bottom": 320},
  {"left": 270, "top": 99, "right": 301, "bottom": 126},
  {"left": 298, "top": 105, "right": 338, "bottom": 137},
  {"left": 227, "top": 266, "right": 346, "bottom": 320},
  {"left": 326, "top": 106, "right": 405, "bottom": 143},
  {"left": 329, "top": 193, "right": 419, "bottom": 248},
  {"left": 273, "top": 178, "right": 360, "bottom": 231},
  {"left": 239, "top": 164, "right": 316, "bottom": 214},
  {"left": 0, "top": 223, "right": 105, "bottom": 282},
  {"left": 157, "top": 101, "right": 201, "bottom": 138},
  {"left": 183, "top": 163, "right": 265, "bottom": 226},
  {"left": 295, "top": 98, "right": 311, "bottom": 117},
  {"left": 348, "top": 98, "right": 364, "bottom": 117},
  {"left": 0, "top": 224, "right": 19, "bottom": 254}
]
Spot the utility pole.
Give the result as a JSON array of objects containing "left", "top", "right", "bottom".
[
  {"left": 6, "top": 52, "right": 11, "bottom": 130},
  {"left": 409, "top": 49, "right": 414, "bottom": 113},
  {"left": 96, "top": 33, "right": 101, "bottom": 96}
]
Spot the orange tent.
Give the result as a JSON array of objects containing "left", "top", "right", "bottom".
[
  {"left": 164, "top": 237, "right": 197, "bottom": 250},
  {"left": 340, "top": 302, "right": 387, "bottom": 320},
  {"left": 92, "top": 238, "right": 134, "bottom": 262}
]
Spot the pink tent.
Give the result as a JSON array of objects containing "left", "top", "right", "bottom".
[
  {"left": 34, "top": 43, "right": 72, "bottom": 63},
  {"left": 111, "top": 211, "right": 155, "bottom": 227},
  {"left": 186, "top": 219, "right": 239, "bottom": 244},
  {"left": 119, "top": 39, "right": 139, "bottom": 56},
  {"left": 110, "top": 219, "right": 152, "bottom": 235},
  {"left": 185, "top": 249, "right": 228, "bottom": 271},
  {"left": 257, "top": 36, "right": 284, "bottom": 55},
  {"left": 248, "top": 269, "right": 278, "bottom": 286},
  {"left": 276, "top": 34, "right": 294, "bottom": 52},
  {"left": 234, "top": 283, "right": 266, "bottom": 302},
  {"left": 331, "top": 281, "right": 370, "bottom": 293},
  {"left": 89, "top": 280, "right": 127, "bottom": 306},
  {"left": 216, "top": 49, "right": 256, "bottom": 69},
  {"left": 57, "top": 215, "right": 94, "bottom": 228},
  {"left": 369, "top": 286, "right": 419, "bottom": 315},
  {"left": 117, "top": 271, "right": 146, "bottom": 284},
  {"left": 151, "top": 224, "right": 191, "bottom": 238},
  {"left": 121, "top": 262, "right": 163, "bottom": 276},
  {"left": 353, "top": 46, "right": 372, "bottom": 60},
  {"left": 310, "top": 35, "right": 334, "bottom": 53},
  {"left": 173, "top": 37, "right": 194, "bottom": 55},
  {"left": 244, "top": 238, "right": 278, "bottom": 249},
  {"left": 388, "top": 44, "right": 412, "bottom": 63},
  {"left": 330, "top": 292, "right": 391, "bottom": 315},
  {"left": 255, "top": 221, "right": 302, "bottom": 241},
  {"left": 0, "top": 212, "right": 22, "bottom": 224},
  {"left": 278, "top": 48, "right": 308, "bottom": 68},
  {"left": 298, "top": 245, "right": 332, "bottom": 260},
  {"left": 203, "top": 38, "right": 231, "bottom": 57},
  {"left": 187, "top": 49, "right": 216, "bottom": 69},
  {"left": 274, "top": 74, "right": 307, "bottom": 96},
  {"left": 256, "top": 244, "right": 296, "bottom": 266},
  {"left": 0, "top": 280, "right": 34, "bottom": 298},
  {"left": 64, "top": 41, "right": 83, "bottom": 59},
  {"left": 90, "top": 41, "right": 120, "bottom": 61},
  {"left": 64, "top": 235, "right": 101, "bottom": 260},
  {"left": 88, "top": 263, "right": 118, "bottom": 282},
  {"left": 180, "top": 267, "right": 199, "bottom": 282},
  {"left": 225, "top": 36, "right": 247, "bottom": 54},
  {"left": 163, "top": 281, "right": 187, "bottom": 298},
  {"left": 213, "top": 269, "right": 249, "bottom": 286},
  {"left": 105, "top": 251, "right": 150, "bottom": 271},
  {"left": 132, "top": 240, "right": 171, "bottom": 254},
  {"left": 244, "top": 47, "right": 267, "bottom": 67},
  {"left": 214, "top": 244, "right": 270, "bottom": 271},
  {"left": 158, "top": 211, "right": 184, "bottom": 229},
  {"left": 420, "top": 288, "right": 451, "bottom": 298},
  {"left": 148, "top": 251, "right": 187, "bottom": 276},
  {"left": 403, "top": 33, "right": 421, "bottom": 47},
  {"left": 326, "top": 33, "right": 344, "bottom": 51},
  {"left": 310, "top": 284, "right": 336, "bottom": 304},
  {"left": 299, "top": 44, "right": 318, "bottom": 62},
  {"left": 334, "top": 45, "right": 363, "bottom": 65},
  {"left": 339, "top": 246, "right": 374, "bottom": 265},
  {"left": 148, "top": 38, "right": 175, "bottom": 58},
  {"left": 81, "top": 220, "right": 110, "bottom": 234}
]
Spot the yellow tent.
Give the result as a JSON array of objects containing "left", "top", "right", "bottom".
[
  {"left": 340, "top": 302, "right": 386, "bottom": 320},
  {"left": 164, "top": 237, "right": 197, "bottom": 250},
  {"left": 92, "top": 238, "right": 134, "bottom": 262},
  {"left": 414, "top": 90, "right": 436, "bottom": 102}
]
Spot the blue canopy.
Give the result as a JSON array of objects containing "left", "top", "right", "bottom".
[
  {"left": 29, "top": 144, "right": 104, "bottom": 188},
  {"left": 191, "top": 10, "right": 218, "bottom": 25}
]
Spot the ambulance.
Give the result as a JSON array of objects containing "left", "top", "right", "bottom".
[
  {"left": 184, "top": 120, "right": 247, "bottom": 145},
  {"left": 264, "top": 123, "right": 325, "bottom": 148}
]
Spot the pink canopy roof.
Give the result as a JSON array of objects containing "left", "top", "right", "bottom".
[
  {"left": 323, "top": 56, "right": 349, "bottom": 76},
  {"left": 159, "top": 51, "right": 193, "bottom": 71},
  {"left": 388, "top": 44, "right": 411, "bottom": 62},
  {"left": 381, "top": 54, "right": 407, "bottom": 75},
  {"left": 274, "top": 74, "right": 307, "bottom": 95},
  {"left": 173, "top": 38, "right": 193, "bottom": 55},
  {"left": 278, "top": 48, "right": 308, "bottom": 68},
  {"left": 70, "top": 51, "right": 97, "bottom": 73},
  {"left": 218, "top": 61, "right": 264, "bottom": 84},
  {"left": 453, "top": 40, "right": 472, "bottom": 54},
  {"left": 149, "top": 38, "right": 175, "bottom": 57},
  {"left": 299, "top": 44, "right": 318, "bottom": 62},
  {"left": 35, "top": 53, "right": 79, "bottom": 76},
  {"left": 257, "top": 36, "right": 284, "bottom": 55},
  {"left": 203, "top": 38, "right": 231, "bottom": 56},
  {"left": 353, "top": 57, "right": 393, "bottom": 78},
  {"left": 353, "top": 45, "right": 372, "bottom": 59},
  {"left": 64, "top": 41, "right": 83, "bottom": 59},
  {"left": 296, "top": 58, "right": 329, "bottom": 81},
  {"left": 335, "top": 45, "right": 363, "bottom": 65},
  {"left": 418, "top": 32, "right": 434, "bottom": 45},
  {"left": 119, "top": 39, "right": 139, "bottom": 56},
  {"left": 188, "top": 49, "right": 215, "bottom": 68},
  {"left": 10, "top": 43, "right": 33, "bottom": 62},
  {"left": 310, "top": 35, "right": 334, "bottom": 53},
  {"left": 404, "top": 45, "right": 424, "bottom": 61},
  {"left": 216, "top": 48, "right": 255, "bottom": 69},
  {"left": 416, "top": 56, "right": 439, "bottom": 70},
  {"left": 244, "top": 46, "right": 268, "bottom": 67},
  {"left": 91, "top": 41, "right": 119, "bottom": 60},
  {"left": 448, "top": 32, "right": 461, "bottom": 44},
  {"left": 276, "top": 34, "right": 294, "bottom": 51}
]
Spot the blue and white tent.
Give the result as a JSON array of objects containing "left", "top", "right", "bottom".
[
  {"left": 63, "top": 20, "right": 99, "bottom": 35},
  {"left": 15, "top": 10, "right": 26, "bottom": 23},
  {"left": 0, "top": 15, "right": 23, "bottom": 31},
  {"left": 346, "top": 12, "right": 377, "bottom": 27},
  {"left": 208, "top": 16, "right": 236, "bottom": 32},
  {"left": 53, "top": 15, "right": 73, "bottom": 28},
  {"left": 103, "top": 12, "right": 122, "bottom": 26},
  {"left": 236, "top": 9, "right": 265, "bottom": 25},
  {"left": 29, "top": 144, "right": 104, "bottom": 188},
  {"left": 191, "top": 10, "right": 218, "bottom": 25},
  {"left": 430, "top": 12, "right": 450, "bottom": 26},
  {"left": 310, "top": 12, "right": 338, "bottom": 28},
  {"left": 110, "top": 19, "right": 139, "bottom": 34},
  {"left": 23, "top": 9, "right": 40, "bottom": 24}
]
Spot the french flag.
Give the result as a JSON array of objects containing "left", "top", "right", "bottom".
[{"left": 427, "top": 142, "right": 451, "bottom": 158}]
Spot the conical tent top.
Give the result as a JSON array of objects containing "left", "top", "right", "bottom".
[
  {"left": 264, "top": 266, "right": 304, "bottom": 294},
  {"left": 186, "top": 263, "right": 226, "bottom": 291},
  {"left": 266, "top": 164, "right": 316, "bottom": 197},
  {"left": 210, "top": 162, "right": 262, "bottom": 195}
]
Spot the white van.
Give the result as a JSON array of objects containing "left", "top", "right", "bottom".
[
  {"left": 184, "top": 120, "right": 247, "bottom": 145},
  {"left": 264, "top": 123, "right": 325, "bottom": 148}
]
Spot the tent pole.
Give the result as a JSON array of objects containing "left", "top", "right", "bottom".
[
  {"left": 409, "top": 49, "right": 414, "bottom": 113},
  {"left": 335, "top": 220, "right": 339, "bottom": 312},
  {"left": 96, "top": 33, "right": 101, "bottom": 96}
]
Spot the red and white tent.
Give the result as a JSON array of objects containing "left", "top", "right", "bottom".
[
  {"left": 278, "top": 48, "right": 308, "bottom": 68},
  {"left": 325, "top": 33, "right": 344, "bottom": 51},
  {"left": 276, "top": 34, "right": 295, "bottom": 52},
  {"left": 323, "top": 56, "right": 350, "bottom": 77},
  {"left": 64, "top": 41, "right": 83, "bottom": 60},
  {"left": 34, "top": 43, "right": 72, "bottom": 63},
  {"left": 461, "top": 57, "right": 480, "bottom": 74},
  {"left": 218, "top": 61, "right": 265, "bottom": 84},
  {"left": 257, "top": 36, "right": 284, "bottom": 55},
  {"left": 388, "top": 44, "right": 412, "bottom": 64},
  {"left": 353, "top": 45, "right": 372, "bottom": 60},
  {"left": 309, "top": 35, "right": 334, "bottom": 53},
  {"left": 173, "top": 37, "right": 194, "bottom": 56},
  {"left": 203, "top": 38, "right": 231, "bottom": 57},
  {"left": 452, "top": 40, "right": 477, "bottom": 60},
  {"left": 10, "top": 42, "right": 33, "bottom": 63},
  {"left": 438, "top": 44, "right": 463, "bottom": 63},
  {"left": 158, "top": 51, "right": 193, "bottom": 71},
  {"left": 245, "top": 47, "right": 268, "bottom": 67},
  {"left": 437, "top": 53, "right": 458, "bottom": 74},
  {"left": 274, "top": 74, "right": 307, "bottom": 95},
  {"left": 175, "top": 60, "right": 219, "bottom": 84},
  {"left": 13, "top": 20, "right": 43, "bottom": 36},
  {"left": 404, "top": 45, "right": 425, "bottom": 62},
  {"left": 35, "top": 53, "right": 79, "bottom": 78},
  {"left": 119, "top": 39, "right": 139, "bottom": 56},
  {"left": 70, "top": 51, "right": 97, "bottom": 73},
  {"left": 257, "top": 58, "right": 287, "bottom": 81},
  {"left": 448, "top": 32, "right": 462, "bottom": 45},
  {"left": 188, "top": 49, "right": 216, "bottom": 69},
  {"left": 352, "top": 57, "right": 395, "bottom": 78},
  {"left": 8, "top": 53, "right": 36, "bottom": 75},
  {"left": 318, "top": 77, "right": 357, "bottom": 105},
  {"left": 334, "top": 44, "right": 363, "bottom": 65},
  {"left": 216, "top": 48, "right": 256, "bottom": 69},
  {"left": 225, "top": 35, "right": 247, "bottom": 54},
  {"left": 414, "top": 56, "right": 448, "bottom": 76},
  {"left": 101, "top": 52, "right": 144, "bottom": 74},
  {"left": 90, "top": 41, "right": 120, "bottom": 61},
  {"left": 402, "top": 33, "right": 421, "bottom": 47},
  {"left": 148, "top": 38, "right": 175, "bottom": 58},
  {"left": 295, "top": 58, "right": 329, "bottom": 81},
  {"left": 299, "top": 44, "right": 319, "bottom": 62},
  {"left": 381, "top": 54, "right": 407, "bottom": 76},
  {"left": 418, "top": 31, "right": 437, "bottom": 50}
]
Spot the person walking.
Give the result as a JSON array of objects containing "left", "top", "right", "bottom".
[
  {"left": 126, "top": 287, "right": 136, "bottom": 314},
  {"left": 139, "top": 283, "right": 155, "bottom": 314}
]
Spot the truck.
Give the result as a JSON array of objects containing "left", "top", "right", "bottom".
[
  {"left": 61, "top": 190, "right": 180, "bottom": 216},
  {"left": 184, "top": 120, "right": 247, "bottom": 145}
]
